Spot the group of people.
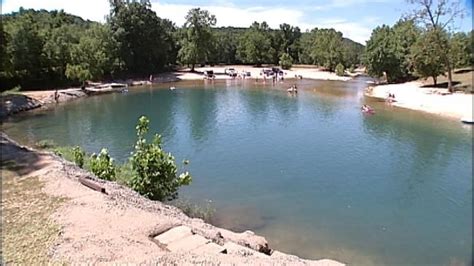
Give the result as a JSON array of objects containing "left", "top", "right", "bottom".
[{"left": 386, "top": 93, "right": 396, "bottom": 103}]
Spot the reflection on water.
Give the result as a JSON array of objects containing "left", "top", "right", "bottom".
[{"left": 3, "top": 78, "right": 472, "bottom": 265}]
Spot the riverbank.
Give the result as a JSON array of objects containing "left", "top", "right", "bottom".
[
  {"left": 0, "top": 133, "right": 344, "bottom": 265},
  {"left": 365, "top": 81, "right": 473, "bottom": 120},
  {"left": 172, "top": 65, "right": 352, "bottom": 81}
]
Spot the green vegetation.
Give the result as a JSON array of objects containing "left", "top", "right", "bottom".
[
  {"left": 130, "top": 116, "right": 191, "bottom": 201},
  {"left": 364, "top": 0, "right": 471, "bottom": 90},
  {"left": 36, "top": 116, "right": 191, "bottom": 202},
  {"left": 171, "top": 198, "right": 215, "bottom": 223},
  {"left": 90, "top": 148, "right": 116, "bottom": 181},
  {"left": 72, "top": 146, "right": 85, "bottom": 168},
  {"left": 1, "top": 1, "right": 365, "bottom": 91},
  {"left": 279, "top": 53, "right": 293, "bottom": 70},
  {"left": 335, "top": 63, "right": 345, "bottom": 76},
  {"left": 178, "top": 8, "right": 216, "bottom": 71}
]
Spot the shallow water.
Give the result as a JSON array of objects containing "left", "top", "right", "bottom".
[{"left": 3, "top": 79, "right": 472, "bottom": 265}]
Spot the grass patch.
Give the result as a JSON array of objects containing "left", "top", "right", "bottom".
[
  {"left": 35, "top": 140, "right": 134, "bottom": 186},
  {"left": 1, "top": 170, "right": 66, "bottom": 264},
  {"left": 0, "top": 85, "right": 22, "bottom": 96},
  {"left": 170, "top": 198, "right": 216, "bottom": 223}
]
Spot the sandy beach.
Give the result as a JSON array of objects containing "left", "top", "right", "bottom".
[
  {"left": 366, "top": 81, "right": 473, "bottom": 120},
  {"left": 172, "top": 65, "right": 352, "bottom": 82}
]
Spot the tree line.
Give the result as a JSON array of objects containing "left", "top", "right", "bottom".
[
  {"left": 0, "top": 0, "right": 363, "bottom": 91},
  {"left": 364, "top": 0, "right": 472, "bottom": 91}
]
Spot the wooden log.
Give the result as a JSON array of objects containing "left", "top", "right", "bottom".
[{"left": 79, "top": 177, "right": 106, "bottom": 194}]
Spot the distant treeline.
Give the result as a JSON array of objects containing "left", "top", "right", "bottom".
[{"left": 0, "top": 1, "right": 364, "bottom": 91}]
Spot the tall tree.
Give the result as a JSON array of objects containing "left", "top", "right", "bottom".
[
  {"left": 66, "top": 24, "right": 120, "bottom": 82},
  {"left": 407, "top": 0, "right": 465, "bottom": 92},
  {"left": 410, "top": 29, "right": 446, "bottom": 85},
  {"left": 364, "top": 25, "right": 405, "bottom": 82},
  {"left": 178, "top": 8, "right": 216, "bottom": 71},
  {"left": 237, "top": 22, "right": 273, "bottom": 66},
  {"left": 109, "top": 1, "right": 175, "bottom": 75},
  {"left": 310, "top": 28, "right": 344, "bottom": 71}
]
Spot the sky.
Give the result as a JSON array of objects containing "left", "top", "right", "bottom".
[{"left": 2, "top": 0, "right": 472, "bottom": 44}]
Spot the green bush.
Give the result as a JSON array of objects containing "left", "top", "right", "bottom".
[
  {"left": 35, "top": 139, "right": 57, "bottom": 149},
  {"left": 279, "top": 53, "right": 293, "bottom": 70},
  {"left": 90, "top": 148, "right": 116, "bottom": 180},
  {"left": 171, "top": 198, "right": 215, "bottom": 223},
  {"left": 72, "top": 146, "right": 85, "bottom": 168},
  {"left": 335, "top": 63, "right": 345, "bottom": 76},
  {"left": 129, "top": 116, "right": 191, "bottom": 201}
]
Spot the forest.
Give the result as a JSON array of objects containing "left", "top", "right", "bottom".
[{"left": 0, "top": 1, "right": 363, "bottom": 90}]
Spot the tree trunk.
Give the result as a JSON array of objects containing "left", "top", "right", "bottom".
[
  {"left": 446, "top": 61, "right": 453, "bottom": 92},
  {"left": 191, "top": 63, "right": 195, "bottom": 72},
  {"left": 432, "top": 76, "right": 437, "bottom": 86}
]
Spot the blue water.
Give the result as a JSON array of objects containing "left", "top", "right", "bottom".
[{"left": 4, "top": 79, "right": 472, "bottom": 265}]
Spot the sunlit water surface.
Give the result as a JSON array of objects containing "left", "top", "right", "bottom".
[{"left": 3, "top": 78, "right": 472, "bottom": 265}]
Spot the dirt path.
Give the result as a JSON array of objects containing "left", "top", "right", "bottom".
[{"left": 0, "top": 133, "right": 344, "bottom": 265}]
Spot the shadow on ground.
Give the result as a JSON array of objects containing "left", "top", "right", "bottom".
[{"left": 0, "top": 134, "right": 50, "bottom": 176}]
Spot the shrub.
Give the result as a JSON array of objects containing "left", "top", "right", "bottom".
[
  {"left": 335, "top": 63, "right": 345, "bottom": 76},
  {"left": 171, "top": 198, "right": 215, "bottom": 223},
  {"left": 72, "top": 146, "right": 85, "bottom": 168},
  {"left": 35, "top": 139, "right": 57, "bottom": 149},
  {"left": 279, "top": 53, "right": 293, "bottom": 70},
  {"left": 129, "top": 116, "right": 191, "bottom": 201},
  {"left": 90, "top": 148, "right": 116, "bottom": 180}
]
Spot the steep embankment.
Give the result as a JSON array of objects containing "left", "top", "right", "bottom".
[{"left": 0, "top": 133, "right": 344, "bottom": 265}]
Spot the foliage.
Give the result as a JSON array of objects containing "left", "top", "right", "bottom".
[
  {"left": 35, "top": 139, "right": 57, "bottom": 149},
  {"left": 279, "top": 53, "right": 293, "bottom": 70},
  {"left": 335, "top": 63, "right": 345, "bottom": 76},
  {"left": 178, "top": 8, "right": 216, "bottom": 71},
  {"left": 171, "top": 198, "right": 215, "bottom": 223},
  {"left": 90, "top": 148, "right": 116, "bottom": 180},
  {"left": 237, "top": 22, "right": 274, "bottom": 65},
  {"left": 310, "top": 28, "right": 344, "bottom": 71},
  {"left": 411, "top": 29, "right": 446, "bottom": 85},
  {"left": 66, "top": 24, "right": 119, "bottom": 82},
  {"left": 450, "top": 31, "right": 472, "bottom": 68},
  {"left": 406, "top": 0, "right": 466, "bottom": 91},
  {"left": 109, "top": 2, "right": 176, "bottom": 75},
  {"left": 72, "top": 146, "right": 85, "bottom": 168},
  {"left": 129, "top": 116, "right": 191, "bottom": 201}
]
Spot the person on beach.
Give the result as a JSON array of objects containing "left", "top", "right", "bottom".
[{"left": 54, "top": 90, "right": 59, "bottom": 103}]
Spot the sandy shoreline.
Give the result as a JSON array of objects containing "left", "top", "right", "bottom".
[
  {"left": 171, "top": 65, "right": 352, "bottom": 82},
  {"left": 366, "top": 81, "right": 473, "bottom": 120}
]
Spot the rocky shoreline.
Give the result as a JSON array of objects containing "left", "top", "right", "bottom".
[{"left": 1, "top": 133, "right": 344, "bottom": 265}]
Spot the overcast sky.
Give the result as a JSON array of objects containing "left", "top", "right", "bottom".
[{"left": 2, "top": 0, "right": 472, "bottom": 44}]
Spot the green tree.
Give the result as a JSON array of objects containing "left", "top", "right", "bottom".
[
  {"left": 392, "top": 19, "right": 420, "bottom": 78},
  {"left": 130, "top": 116, "right": 191, "bottom": 201},
  {"left": 335, "top": 63, "right": 345, "bottom": 76},
  {"left": 279, "top": 53, "right": 293, "bottom": 69},
  {"left": 109, "top": 1, "right": 176, "bottom": 75},
  {"left": 450, "top": 32, "right": 471, "bottom": 68},
  {"left": 66, "top": 24, "right": 120, "bottom": 82},
  {"left": 364, "top": 25, "right": 405, "bottom": 82},
  {"left": 309, "top": 28, "right": 344, "bottom": 71},
  {"left": 237, "top": 22, "right": 273, "bottom": 65},
  {"left": 411, "top": 29, "right": 446, "bottom": 85},
  {"left": 407, "top": 0, "right": 466, "bottom": 92},
  {"left": 178, "top": 8, "right": 216, "bottom": 71}
]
